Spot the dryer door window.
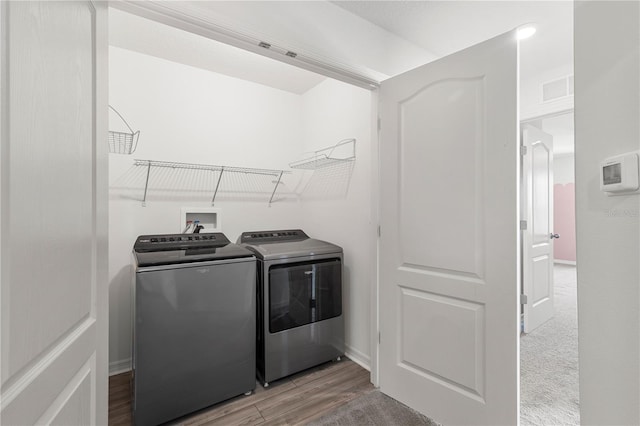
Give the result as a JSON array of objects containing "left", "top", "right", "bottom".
[{"left": 268, "top": 258, "right": 342, "bottom": 333}]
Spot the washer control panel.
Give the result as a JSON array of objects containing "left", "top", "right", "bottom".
[{"left": 134, "top": 232, "right": 229, "bottom": 252}]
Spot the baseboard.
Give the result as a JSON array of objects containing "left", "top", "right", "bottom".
[
  {"left": 554, "top": 260, "right": 576, "bottom": 266},
  {"left": 109, "top": 349, "right": 370, "bottom": 377},
  {"left": 109, "top": 358, "right": 132, "bottom": 376},
  {"left": 345, "top": 345, "right": 371, "bottom": 372}
]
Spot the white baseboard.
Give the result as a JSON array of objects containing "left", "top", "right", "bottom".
[
  {"left": 554, "top": 260, "right": 576, "bottom": 266},
  {"left": 345, "top": 344, "right": 371, "bottom": 372},
  {"left": 109, "top": 358, "right": 132, "bottom": 376},
  {"left": 109, "top": 349, "right": 371, "bottom": 377}
]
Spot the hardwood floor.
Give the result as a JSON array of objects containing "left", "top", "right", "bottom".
[{"left": 109, "top": 358, "right": 373, "bottom": 426}]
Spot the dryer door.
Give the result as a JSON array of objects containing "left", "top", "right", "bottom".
[{"left": 268, "top": 258, "right": 342, "bottom": 333}]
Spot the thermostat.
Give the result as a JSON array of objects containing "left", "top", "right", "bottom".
[{"left": 600, "top": 152, "right": 639, "bottom": 193}]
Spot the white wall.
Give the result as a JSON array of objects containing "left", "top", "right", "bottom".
[
  {"left": 108, "top": 46, "right": 306, "bottom": 371},
  {"left": 554, "top": 154, "right": 575, "bottom": 186},
  {"left": 109, "top": 46, "right": 374, "bottom": 373},
  {"left": 575, "top": 2, "right": 640, "bottom": 424},
  {"left": 298, "top": 79, "right": 374, "bottom": 367}
]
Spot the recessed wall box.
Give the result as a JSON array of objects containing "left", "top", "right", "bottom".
[
  {"left": 180, "top": 207, "right": 221, "bottom": 233},
  {"left": 600, "top": 152, "right": 639, "bottom": 193}
]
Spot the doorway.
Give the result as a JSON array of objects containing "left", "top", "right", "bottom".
[
  {"left": 106, "top": 5, "right": 375, "bottom": 383},
  {"left": 520, "top": 111, "right": 579, "bottom": 426}
]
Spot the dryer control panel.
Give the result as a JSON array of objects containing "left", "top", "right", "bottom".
[{"left": 239, "top": 229, "right": 308, "bottom": 244}]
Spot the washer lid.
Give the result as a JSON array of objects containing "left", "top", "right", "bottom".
[{"left": 133, "top": 232, "right": 254, "bottom": 266}]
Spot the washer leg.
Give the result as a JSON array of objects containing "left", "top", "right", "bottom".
[
  {"left": 263, "top": 382, "right": 269, "bottom": 388},
  {"left": 337, "top": 356, "right": 341, "bottom": 361},
  {"left": 244, "top": 391, "right": 252, "bottom": 396}
]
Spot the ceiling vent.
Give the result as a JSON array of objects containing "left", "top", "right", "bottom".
[{"left": 542, "top": 75, "right": 574, "bottom": 102}]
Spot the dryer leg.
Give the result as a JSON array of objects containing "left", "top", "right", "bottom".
[
  {"left": 244, "top": 391, "right": 252, "bottom": 396},
  {"left": 263, "top": 382, "right": 269, "bottom": 388},
  {"left": 337, "top": 356, "right": 341, "bottom": 361}
]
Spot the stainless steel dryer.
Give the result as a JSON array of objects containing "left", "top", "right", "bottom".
[
  {"left": 238, "top": 229, "right": 344, "bottom": 387},
  {"left": 132, "top": 233, "right": 256, "bottom": 426}
]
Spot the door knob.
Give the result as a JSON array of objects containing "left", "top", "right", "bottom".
[{"left": 550, "top": 233, "right": 560, "bottom": 239}]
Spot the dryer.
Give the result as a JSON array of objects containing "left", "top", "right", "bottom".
[{"left": 238, "top": 229, "right": 344, "bottom": 387}]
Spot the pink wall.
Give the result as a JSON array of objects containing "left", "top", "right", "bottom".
[{"left": 554, "top": 183, "right": 576, "bottom": 261}]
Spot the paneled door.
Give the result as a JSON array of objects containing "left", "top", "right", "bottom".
[
  {"left": 1, "top": 2, "right": 108, "bottom": 425},
  {"left": 378, "top": 31, "right": 519, "bottom": 425},
  {"left": 522, "top": 125, "right": 555, "bottom": 333}
]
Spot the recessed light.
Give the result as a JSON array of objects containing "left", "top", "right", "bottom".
[{"left": 517, "top": 25, "right": 537, "bottom": 40}]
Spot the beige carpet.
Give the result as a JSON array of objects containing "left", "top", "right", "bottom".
[{"left": 520, "top": 264, "right": 580, "bottom": 425}]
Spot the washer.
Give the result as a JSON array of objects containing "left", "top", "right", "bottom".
[
  {"left": 238, "top": 229, "right": 344, "bottom": 387},
  {"left": 132, "top": 232, "right": 256, "bottom": 426}
]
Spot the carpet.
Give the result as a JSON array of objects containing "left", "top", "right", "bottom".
[
  {"left": 520, "top": 264, "right": 580, "bottom": 426},
  {"left": 308, "top": 389, "right": 439, "bottom": 426}
]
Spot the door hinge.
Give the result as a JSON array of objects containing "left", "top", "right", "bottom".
[
  {"left": 521, "top": 146, "right": 528, "bottom": 156},
  {"left": 521, "top": 294, "right": 528, "bottom": 305},
  {"left": 377, "top": 117, "right": 381, "bottom": 131},
  {"left": 377, "top": 225, "right": 381, "bottom": 237},
  {"left": 520, "top": 220, "right": 528, "bottom": 230},
  {"left": 378, "top": 331, "right": 381, "bottom": 344}
]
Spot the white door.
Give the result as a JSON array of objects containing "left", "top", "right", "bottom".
[
  {"left": 521, "top": 125, "right": 555, "bottom": 333},
  {"left": 379, "top": 31, "right": 519, "bottom": 425},
  {"left": 1, "top": 2, "right": 108, "bottom": 425}
]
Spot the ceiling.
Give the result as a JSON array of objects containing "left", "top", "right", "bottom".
[
  {"left": 331, "top": 0, "right": 574, "bottom": 154},
  {"left": 110, "top": 1, "right": 574, "bottom": 152},
  {"left": 111, "top": 1, "right": 573, "bottom": 91},
  {"left": 109, "top": 7, "right": 327, "bottom": 95},
  {"left": 332, "top": 1, "right": 573, "bottom": 84}
]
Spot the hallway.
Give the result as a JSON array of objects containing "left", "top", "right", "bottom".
[{"left": 521, "top": 264, "right": 579, "bottom": 425}]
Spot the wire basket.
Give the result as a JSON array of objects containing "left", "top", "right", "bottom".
[{"left": 109, "top": 105, "right": 140, "bottom": 154}]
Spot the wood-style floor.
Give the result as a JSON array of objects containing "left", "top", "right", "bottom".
[{"left": 109, "top": 357, "right": 373, "bottom": 426}]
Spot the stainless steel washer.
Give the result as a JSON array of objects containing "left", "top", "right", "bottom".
[
  {"left": 132, "top": 233, "right": 256, "bottom": 426},
  {"left": 238, "top": 229, "right": 344, "bottom": 387}
]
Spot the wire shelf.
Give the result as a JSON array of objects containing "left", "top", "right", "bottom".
[
  {"left": 109, "top": 105, "right": 140, "bottom": 155},
  {"left": 132, "top": 159, "right": 291, "bottom": 206},
  {"left": 289, "top": 138, "right": 356, "bottom": 170}
]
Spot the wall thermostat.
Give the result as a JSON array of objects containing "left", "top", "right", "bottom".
[{"left": 600, "top": 152, "right": 639, "bottom": 193}]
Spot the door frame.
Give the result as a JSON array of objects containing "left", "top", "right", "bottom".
[{"left": 521, "top": 108, "right": 574, "bottom": 127}]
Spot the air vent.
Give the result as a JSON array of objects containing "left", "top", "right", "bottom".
[{"left": 542, "top": 75, "right": 574, "bottom": 102}]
